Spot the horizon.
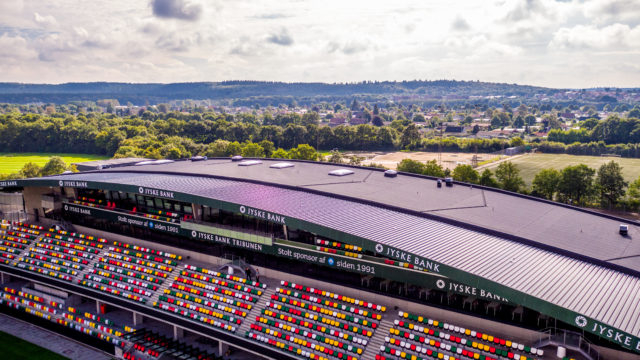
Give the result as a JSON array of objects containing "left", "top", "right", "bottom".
[
  {"left": 0, "top": 79, "right": 638, "bottom": 91},
  {"left": 1, "top": 1, "right": 639, "bottom": 88}
]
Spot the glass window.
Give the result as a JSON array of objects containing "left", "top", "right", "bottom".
[
  {"left": 164, "top": 201, "right": 172, "bottom": 210},
  {"left": 184, "top": 205, "right": 192, "bottom": 214},
  {"left": 173, "top": 203, "right": 181, "bottom": 212},
  {"left": 154, "top": 198, "right": 163, "bottom": 208},
  {"left": 145, "top": 197, "right": 154, "bottom": 208}
]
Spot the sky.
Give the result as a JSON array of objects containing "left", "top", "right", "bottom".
[{"left": 0, "top": 0, "right": 639, "bottom": 88}]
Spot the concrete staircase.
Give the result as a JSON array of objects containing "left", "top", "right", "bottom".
[
  {"left": 75, "top": 245, "right": 109, "bottom": 281},
  {"left": 362, "top": 318, "right": 394, "bottom": 360},
  {"left": 147, "top": 264, "right": 185, "bottom": 305},
  {"left": 236, "top": 286, "right": 277, "bottom": 336}
]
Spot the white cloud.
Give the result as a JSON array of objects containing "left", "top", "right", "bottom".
[
  {"left": 550, "top": 23, "right": 640, "bottom": 49},
  {"left": 584, "top": 0, "right": 640, "bottom": 24},
  {"left": 34, "top": 12, "right": 57, "bottom": 27},
  {"left": 0, "top": 0, "right": 637, "bottom": 87}
]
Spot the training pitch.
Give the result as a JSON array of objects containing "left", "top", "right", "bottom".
[
  {"left": 0, "top": 153, "right": 108, "bottom": 175},
  {"left": 483, "top": 153, "right": 640, "bottom": 185}
]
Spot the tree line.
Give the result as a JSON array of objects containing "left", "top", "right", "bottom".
[{"left": 397, "top": 158, "right": 639, "bottom": 211}]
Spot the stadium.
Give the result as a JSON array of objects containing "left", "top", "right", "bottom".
[{"left": 0, "top": 157, "right": 638, "bottom": 360}]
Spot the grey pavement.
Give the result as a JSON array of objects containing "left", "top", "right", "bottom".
[{"left": 0, "top": 313, "right": 112, "bottom": 360}]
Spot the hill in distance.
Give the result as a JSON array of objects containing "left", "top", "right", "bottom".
[{"left": 0, "top": 80, "right": 559, "bottom": 105}]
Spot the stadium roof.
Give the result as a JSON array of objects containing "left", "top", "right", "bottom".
[{"left": 13, "top": 158, "right": 640, "bottom": 350}]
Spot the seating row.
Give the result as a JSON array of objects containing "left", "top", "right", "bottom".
[
  {"left": 281, "top": 281, "right": 386, "bottom": 313},
  {"left": 184, "top": 264, "right": 267, "bottom": 289},
  {"left": 78, "top": 278, "right": 147, "bottom": 303},
  {"left": 275, "top": 287, "right": 382, "bottom": 322},
  {"left": 256, "top": 312, "right": 367, "bottom": 354},
  {"left": 102, "top": 252, "right": 172, "bottom": 275},
  {"left": 112, "top": 241, "right": 182, "bottom": 262},
  {"left": 397, "top": 312, "right": 542, "bottom": 358},
  {"left": 316, "top": 239, "right": 363, "bottom": 253}
]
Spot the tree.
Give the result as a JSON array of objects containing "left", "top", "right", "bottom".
[
  {"left": 226, "top": 141, "right": 243, "bottom": 156},
  {"left": 513, "top": 115, "right": 525, "bottom": 128},
  {"left": 412, "top": 114, "right": 426, "bottom": 123},
  {"left": 629, "top": 107, "right": 640, "bottom": 119},
  {"left": 422, "top": 160, "right": 445, "bottom": 177},
  {"left": 396, "top": 159, "right": 425, "bottom": 174},
  {"left": 400, "top": 123, "right": 420, "bottom": 148},
  {"left": 532, "top": 168, "right": 560, "bottom": 200},
  {"left": 327, "top": 150, "right": 343, "bottom": 164},
  {"left": 241, "top": 142, "right": 265, "bottom": 158},
  {"left": 495, "top": 161, "right": 525, "bottom": 192},
  {"left": 510, "top": 137, "right": 524, "bottom": 147},
  {"left": 557, "top": 164, "right": 595, "bottom": 205},
  {"left": 40, "top": 156, "right": 68, "bottom": 176},
  {"left": 452, "top": 164, "right": 479, "bottom": 183},
  {"left": 524, "top": 114, "right": 536, "bottom": 126},
  {"left": 627, "top": 176, "right": 640, "bottom": 210},
  {"left": 596, "top": 161, "right": 627, "bottom": 207},
  {"left": 271, "top": 148, "right": 289, "bottom": 159},
  {"left": 479, "top": 169, "right": 498, "bottom": 187},
  {"left": 373, "top": 104, "right": 379, "bottom": 115},
  {"left": 20, "top": 162, "right": 41, "bottom": 178},
  {"left": 205, "top": 139, "right": 230, "bottom": 157},
  {"left": 372, "top": 115, "right": 384, "bottom": 127},
  {"left": 288, "top": 144, "right": 317, "bottom": 161},
  {"left": 258, "top": 140, "right": 275, "bottom": 157}
]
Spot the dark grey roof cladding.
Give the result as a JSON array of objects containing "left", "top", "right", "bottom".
[
  {"left": 99, "top": 158, "right": 640, "bottom": 271},
  {"left": 35, "top": 168, "right": 640, "bottom": 337}
]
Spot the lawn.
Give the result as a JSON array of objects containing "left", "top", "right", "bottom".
[
  {"left": 0, "top": 153, "right": 108, "bottom": 175},
  {"left": 0, "top": 330, "right": 69, "bottom": 360},
  {"left": 483, "top": 153, "right": 640, "bottom": 185}
]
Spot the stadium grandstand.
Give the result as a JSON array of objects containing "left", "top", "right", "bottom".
[{"left": 0, "top": 157, "right": 638, "bottom": 360}]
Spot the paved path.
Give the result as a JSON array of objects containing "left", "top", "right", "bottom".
[{"left": 0, "top": 313, "right": 112, "bottom": 360}]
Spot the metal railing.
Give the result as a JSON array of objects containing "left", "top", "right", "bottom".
[{"left": 535, "top": 328, "right": 601, "bottom": 360}]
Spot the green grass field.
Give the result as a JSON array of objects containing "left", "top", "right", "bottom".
[
  {"left": 0, "top": 330, "right": 69, "bottom": 360},
  {"left": 0, "top": 153, "right": 108, "bottom": 174},
  {"left": 483, "top": 153, "right": 640, "bottom": 185}
]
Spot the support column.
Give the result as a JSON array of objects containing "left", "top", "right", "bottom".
[
  {"left": 219, "top": 342, "right": 229, "bottom": 356},
  {"left": 133, "top": 312, "right": 143, "bottom": 326},
  {"left": 173, "top": 326, "right": 183, "bottom": 340},
  {"left": 0, "top": 272, "right": 9, "bottom": 284},
  {"left": 96, "top": 300, "right": 101, "bottom": 314}
]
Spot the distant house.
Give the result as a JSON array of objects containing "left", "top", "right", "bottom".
[
  {"left": 329, "top": 117, "right": 348, "bottom": 127},
  {"left": 349, "top": 117, "right": 368, "bottom": 125},
  {"left": 444, "top": 125, "right": 465, "bottom": 134}
]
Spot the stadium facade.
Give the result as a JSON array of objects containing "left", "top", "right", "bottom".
[{"left": 0, "top": 157, "right": 639, "bottom": 360}]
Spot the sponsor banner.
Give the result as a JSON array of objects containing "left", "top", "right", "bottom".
[
  {"left": 0, "top": 180, "right": 18, "bottom": 187},
  {"left": 571, "top": 314, "right": 640, "bottom": 352},
  {"left": 374, "top": 243, "right": 442, "bottom": 273},
  {"left": 63, "top": 203, "right": 180, "bottom": 235},
  {"left": 181, "top": 221, "right": 273, "bottom": 246},
  {"left": 238, "top": 205, "right": 287, "bottom": 225},
  {"left": 58, "top": 180, "right": 88, "bottom": 188},
  {"left": 434, "top": 278, "right": 508, "bottom": 303},
  {"left": 137, "top": 186, "right": 175, "bottom": 199}
]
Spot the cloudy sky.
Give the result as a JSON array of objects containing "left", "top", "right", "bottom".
[{"left": 0, "top": 0, "right": 639, "bottom": 88}]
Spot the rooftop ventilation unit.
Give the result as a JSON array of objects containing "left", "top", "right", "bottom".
[
  {"left": 231, "top": 155, "right": 243, "bottom": 162},
  {"left": 384, "top": 170, "right": 398, "bottom": 178},
  {"left": 620, "top": 224, "right": 629, "bottom": 235},
  {"left": 270, "top": 162, "right": 295, "bottom": 169},
  {"left": 329, "top": 169, "right": 354, "bottom": 176},
  {"left": 190, "top": 156, "right": 207, "bottom": 161},
  {"left": 445, "top": 177, "right": 453, "bottom": 187},
  {"left": 238, "top": 160, "right": 262, "bottom": 166}
]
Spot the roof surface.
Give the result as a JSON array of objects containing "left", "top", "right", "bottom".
[
  {"left": 103, "top": 158, "right": 640, "bottom": 272},
  {"left": 24, "top": 158, "right": 640, "bottom": 339}
]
